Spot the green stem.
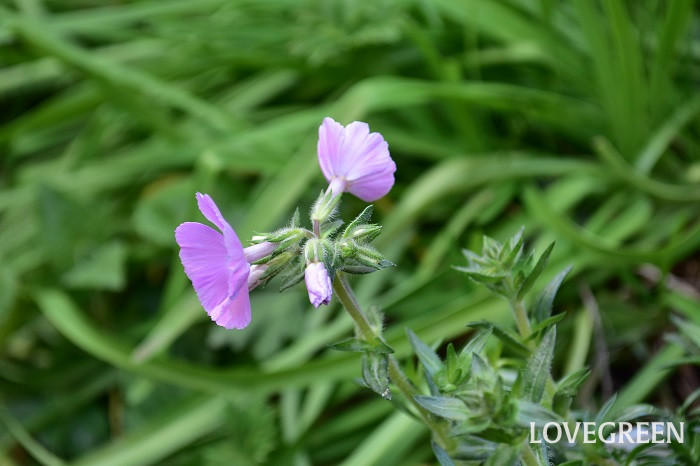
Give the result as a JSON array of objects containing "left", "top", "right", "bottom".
[
  {"left": 511, "top": 297, "right": 533, "bottom": 340},
  {"left": 504, "top": 277, "right": 532, "bottom": 340},
  {"left": 332, "top": 275, "right": 377, "bottom": 343},
  {"left": 332, "top": 273, "right": 454, "bottom": 451}
]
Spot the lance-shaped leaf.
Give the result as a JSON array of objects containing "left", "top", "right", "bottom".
[
  {"left": 361, "top": 352, "right": 391, "bottom": 400},
  {"left": 460, "top": 328, "right": 492, "bottom": 357},
  {"left": 532, "top": 265, "right": 573, "bottom": 323},
  {"left": 432, "top": 441, "right": 455, "bottom": 466},
  {"left": 413, "top": 395, "right": 470, "bottom": 421},
  {"left": 328, "top": 337, "right": 393, "bottom": 354},
  {"left": 515, "top": 400, "right": 563, "bottom": 428},
  {"left": 555, "top": 368, "right": 590, "bottom": 398},
  {"left": 500, "top": 227, "right": 525, "bottom": 267},
  {"left": 452, "top": 436, "right": 499, "bottom": 460},
  {"left": 467, "top": 322, "right": 529, "bottom": 357},
  {"left": 517, "top": 326, "right": 556, "bottom": 402},
  {"left": 481, "top": 235, "right": 502, "bottom": 259},
  {"left": 526, "top": 313, "right": 566, "bottom": 340},
  {"left": 484, "top": 444, "right": 518, "bottom": 466},
  {"left": 406, "top": 328, "right": 443, "bottom": 377},
  {"left": 517, "top": 241, "right": 555, "bottom": 299}
]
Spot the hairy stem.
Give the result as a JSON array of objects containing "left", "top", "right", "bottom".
[
  {"left": 504, "top": 277, "right": 532, "bottom": 340},
  {"left": 512, "top": 297, "right": 533, "bottom": 339},
  {"left": 332, "top": 273, "right": 454, "bottom": 451}
]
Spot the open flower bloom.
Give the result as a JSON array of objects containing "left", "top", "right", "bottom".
[
  {"left": 175, "top": 193, "right": 252, "bottom": 329},
  {"left": 317, "top": 117, "right": 396, "bottom": 202},
  {"left": 305, "top": 262, "right": 332, "bottom": 307}
]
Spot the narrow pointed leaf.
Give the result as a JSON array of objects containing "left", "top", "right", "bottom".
[
  {"left": 519, "top": 326, "right": 556, "bottom": 402},
  {"left": 517, "top": 242, "right": 555, "bottom": 299},
  {"left": 532, "top": 265, "right": 573, "bottom": 323},
  {"left": 432, "top": 441, "right": 455, "bottom": 466},
  {"left": 467, "top": 321, "right": 529, "bottom": 357},
  {"left": 406, "top": 328, "right": 443, "bottom": 376},
  {"left": 413, "top": 395, "right": 469, "bottom": 421}
]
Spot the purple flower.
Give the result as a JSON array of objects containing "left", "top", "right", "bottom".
[
  {"left": 175, "top": 193, "right": 251, "bottom": 329},
  {"left": 305, "top": 262, "right": 332, "bottom": 307},
  {"left": 244, "top": 241, "right": 277, "bottom": 263},
  {"left": 317, "top": 117, "right": 396, "bottom": 202},
  {"left": 247, "top": 264, "right": 268, "bottom": 291}
]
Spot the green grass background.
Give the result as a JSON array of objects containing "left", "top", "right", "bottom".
[{"left": 1, "top": 0, "right": 699, "bottom": 464}]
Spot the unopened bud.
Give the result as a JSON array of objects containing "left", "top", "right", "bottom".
[
  {"left": 304, "top": 262, "right": 332, "bottom": 307},
  {"left": 243, "top": 242, "right": 277, "bottom": 263},
  {"left": 247, "top": 264, "right": 268, "bottom": 291}
]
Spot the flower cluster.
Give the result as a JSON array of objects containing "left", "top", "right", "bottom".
[{"left": 175, "top": 117, "right": 396, "bottom": 329}]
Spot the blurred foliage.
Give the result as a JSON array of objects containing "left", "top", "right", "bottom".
[{"left": 0, "top": 0, "right": 699, "bottom": 464}]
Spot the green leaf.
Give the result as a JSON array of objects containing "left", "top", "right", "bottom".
[
  {"left": 460, "top": 328, "right": 492, "bottom": 358},
  {"left": 328, "top": 337, "right": 393, "bottom": 354},
  {"left": 515, "top": 401, "right": 563, "bottom": 428},
  {"left": 518, "top": 326, "right": 556, "bottom": 402},
  {"left": 481, "top": 235, "right": 502, "bottom": 259},
  {"left": 501, "top": 227, "right": 525, "bottom": 267},
  {"left": 406, "top": 328, "right": 443, "bottom": 377},
  {"left": 451, "top": 436, "right": 499, "bottom": 460},
  {"left": 532, "top": 266, "right": 572, "bottom": 324},
  {"left": 484, "top": 444, "right": 518, "bottom": 466},
  {"left": 555, "top": 368, "right": 590, "bottom": 398},
  {"left": 361, "top": 352, "right": 391, "bottom": 400},
  {"left": 431, "top": 441, "right": 455, "bottom": 466},
  {"left": 517, "top": 241, "right": 555, "bottom": 299},
  {"left": 453, "top": 266, "right": 508, "bottom": 282},
  {"left": 467, "top": 322, "right": 529, "bottom": 357},
  {"left": 595, "top": 394, "right": 619, "bottom": 425},
  {"left": 413, "top": 395, "right": 469, "bottom": 421},
  {"left": 527, "top": 313, "right": 566, "bottom": 340}
]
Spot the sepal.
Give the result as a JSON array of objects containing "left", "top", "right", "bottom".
[
  {"left": 311, "top": 189, "right": 341, "bottom": 223},
  {"left": 258, "top": 250, "right": 297, "bottom": 281}
]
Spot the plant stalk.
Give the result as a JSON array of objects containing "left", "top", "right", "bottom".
[
  {"left": 504, "top": 277, "right": 533, "bottom": 340},
  {"left": 332, "top": 273, "right": 454, "bottom": 451}
]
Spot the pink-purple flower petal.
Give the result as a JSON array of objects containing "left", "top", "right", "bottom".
[
  {"left": 175, "top": 222, "right": 231, "bottom": 313},
  {"left": 175, "top": 194, "right": 252, "bottom": 329},
  {"left": 209, "top": 285, "right": 252, "bottom": 329},
  {"left": 305, "top": 262, "right": 332, "bottom": 307},
  {"left": 317, "top": 117, "right": 396, "bottom": 202}
]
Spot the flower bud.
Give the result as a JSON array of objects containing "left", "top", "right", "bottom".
[
  {"left": 259, "top": 250, "right": 297, "bottom": 281},
  {"left": 311, "top": 189, "right": 341, "bottom": 224},
  {"left": 304, "top": 262, "right": 332, "bottom": 307},
  {"left": 304, "top": 237, "right": 331, "bottom": 264},
  {"left": 243, "top": 242, "right": 277, "bottom": 263},
  {"left": 247, "top": 264, "right": 268, "bottom": 291},
  {"left": 348, "top": 224, "right": 382, "bottom": 243}
]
